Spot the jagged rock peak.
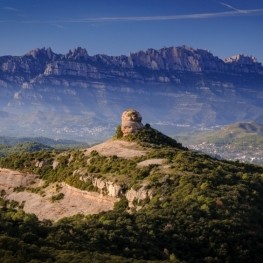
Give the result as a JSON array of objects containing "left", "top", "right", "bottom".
[
  {"left": 127, "top": 45, "right": 225, "bottom": 72},
  {"left": 65, "top": 47, "right": 89, "bottom": 60},
  {"left": 121, "top": 109, "right": 144, "bottom": 136},
  {"left": 25, "top": 47, "right": 56, "bottom": 60},
  {"left": 224, "top": 54, "right": 259, "bottom": 64},
  {"left": 130, "top": 46, "right": 214, "bottom": 57}
]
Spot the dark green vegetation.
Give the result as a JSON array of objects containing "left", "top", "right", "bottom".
[
  {"left": 0, "top": 136, "right": 88, "bottom": 157},
  {"left": 0, "top": 202, "right": 159, "bottom": 263},
  {"left": 0, "top": 127, "right": 263, "bottom": 262},
  {"left": 115, "top": 124, "right": 185, "bottom": 149},
  {"left": 0, "top": 142, "right": 53, "bottom": 157}
]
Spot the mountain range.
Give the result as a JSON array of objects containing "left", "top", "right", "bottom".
[{"left": 1, "top": 45, "right": 263, "bottom": 141}]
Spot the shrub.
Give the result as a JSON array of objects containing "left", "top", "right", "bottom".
[{"left": 50, "top": 193, "right": 64, "bottom": 202}]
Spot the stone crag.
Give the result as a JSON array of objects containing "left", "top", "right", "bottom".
[{"left": 121, "top": 109, "right": 144, "bottom": 136}]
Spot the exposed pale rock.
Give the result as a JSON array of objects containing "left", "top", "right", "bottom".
[
  {"left": 79, "top": 173, "right": 152, "bottom": 205},
  {"left": 224, "top": 54, "right": 258, "bottom": 64},
  {"left": 125, "top": 186, "right": 153, "bottom": 206},
  {"left": 0, "top": 168, "right": 37, "bottom": 189},
  {"left": 105, "top": 181, "right": 122, "bottom": 197},
  {"left": 137, "top": 158, "right": 165, "bottom": 167},
  {"left": 121, "top": 109, "right": 144, "bottom": 136},
  {"left": 52, "top": 160, "right": 59, "bottom": 169},
  {"left": 35, "top": 160, "right": 45, "bottom": 168},
  {"left": 79, "top": 175, "right": 123, "bottom": 197}
]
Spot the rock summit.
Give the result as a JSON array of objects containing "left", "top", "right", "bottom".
[{"left": 121, "top": 109, "right": 144, "bottom": 136}]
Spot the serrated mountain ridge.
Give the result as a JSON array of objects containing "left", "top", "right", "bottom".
[
  {"left": 0, "top": 45, "right": 263, "bottom": 141},
  {"left": 1, "top": 46, "right": 262, "bottom": 86}
]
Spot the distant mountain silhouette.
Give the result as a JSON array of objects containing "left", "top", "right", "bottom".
[{"left": 0, "top": 45, "right": 263, "bottom": 141}]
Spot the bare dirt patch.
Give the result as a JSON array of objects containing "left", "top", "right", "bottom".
[
  {"left": 84, "top": 139, "right": 147, "bottom": 158},
  {"left": 0, "top": 168, "right": 117, "bottom": 221},
  {"left": 0, "top": 168, "right": 37, "bottom": 189}
]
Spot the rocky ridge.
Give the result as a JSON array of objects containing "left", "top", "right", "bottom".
[
  {"left": 0, "top": 46, "right": 262, "bottom": 86},
  {"left": 1, "top": 46, "right": 263, "bottom": 141}
]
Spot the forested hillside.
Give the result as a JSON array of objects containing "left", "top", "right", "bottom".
[{"left": 0, "top": 126, "right": 263, "bottom": 262}]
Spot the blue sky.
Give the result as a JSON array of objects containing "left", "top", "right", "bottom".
[{"left": 0, "top": 0, "right": 263, "bottom": 62}]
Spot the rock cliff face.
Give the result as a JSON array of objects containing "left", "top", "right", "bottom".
[
  {"left": 0, "top": 46, "right": 263, "bottom": 141},
  {"left": 121, "top": 109, "right": 144, "bottom": 136},
  {"left": 79, "top": 173, "right": 152, "bottom": 207}
]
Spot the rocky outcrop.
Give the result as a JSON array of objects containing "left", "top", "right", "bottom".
[
  {"left": 225, "top": 54, "right": 258, "bottom": 64},
  {"left": 52, "top": 160, "right": 59, "bottom": 170},
  {"left": 78, "top": 172, "right": 152, "bottom": 206},
  {"left": 78, "top": 172, "right": 123, "bottom": 197},
  {"left": 92, "top": 177, "right": 122, "bottom": 197},
  {"left": 224, "top": 54, "right": 262, "bottom": 73},
  {"left": 125, "top": 186, "right": 153, "bottom": 206},
  {"left": 121, "top": 109, "right": 144, "bottom": 136}
]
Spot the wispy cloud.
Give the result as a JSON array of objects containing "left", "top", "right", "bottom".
[
  {"left": 2, "top": 6, "right": 21, "bottom": 12},
  {"left": 55, "top": 24, "right": 65, "bottom": 29},
  {"left": 78, "top": 9, "right": 263, "bottom": 22},
  {"left": 1, "top": 8, "right": 263, "bottom": 25},
  {"left": 220, "top": 2, "right": 248, "bottom": 14}
]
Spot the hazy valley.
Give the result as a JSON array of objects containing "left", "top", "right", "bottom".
[
  {"left": 179, "top": 121, "right": 263, "bottom": 165},
  {"left": 1, "top": 46, "right": 263, "bottom": 141}
]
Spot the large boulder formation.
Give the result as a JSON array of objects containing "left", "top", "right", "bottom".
[{"left": 121, "top": 109, "right": 144, "bottom": 136}]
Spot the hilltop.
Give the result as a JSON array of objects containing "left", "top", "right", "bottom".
[
  {"left": 179, "top": 121, "right": 263, "bottom": 164},
  {"left": 0, "top": 110, "right": 263, "bottom": 262}
]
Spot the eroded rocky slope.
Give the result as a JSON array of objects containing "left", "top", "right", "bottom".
[{"left": 0, "top": 168, "right": 117, "bottom": 220}]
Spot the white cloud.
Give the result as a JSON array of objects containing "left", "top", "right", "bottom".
[
  {"left": 1, "top": 8, "right": 263, "bottom": 24},
  {"left": 71, "top": 9, "right": 263, "bottom": 23},
  {"left": 220, "top": 2, "right": 248, "bottom": 14}
]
